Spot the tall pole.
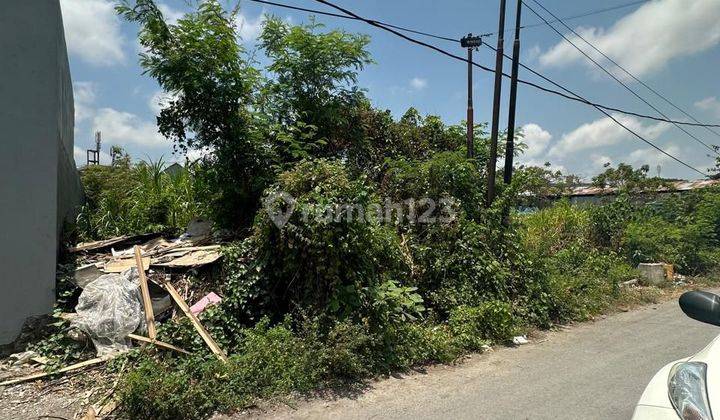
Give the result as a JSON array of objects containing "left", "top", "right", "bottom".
[
  {"left": 487, "top": 0, "right": 507, "bottom": 206},
  {"left": 461, "top": 34, "right": 481, "bottom": 159},
  {"left": 503, "top": 0, "right": 522, "bottom": 185},
  {"left": 467, "top": 46, "right": 474, "bottom": 158}
]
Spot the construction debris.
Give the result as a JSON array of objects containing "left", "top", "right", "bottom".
[
  {"left": 69, "top": 233, "right": 160, "bottom": 254},
  {"left": 70, "top": 220, "right": 222, "bottom": 278},
  {"left": 190, "top": 292, "right": 222, "bottom": 315},
  {"left": 134, "top": 246, "right": 157, "bottom": 339},
  {"left": 161, "top": 279, "right": 228, "bottom": 363},
  {"left": 638, "top": 263, "right": 671, "bottom": 286},
  {"left": 72, "top": 270, "right": 144, "bottom": 356},
  {"left": 512, "top": 335, "right": 529, "bottom": 345},
  {"left": 0, "top": 355, "right": 115, "bottom": 387}
]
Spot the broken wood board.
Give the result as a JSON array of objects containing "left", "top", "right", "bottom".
[
  {"left": 69, "top": 233, "right": 159, "bottom": 253},
  {"left": 162, "top": 280, "right": 228, "bottom": 362},
  {"left": 127, "top": 333, "right": 190, "bottom": 355},
  {"left": 0, "top": 354, "right": 116, "bottom": 386},
  {"left": 104, "top": 256, "right": 150, "bottom": 273},
  {"left": 134, "top": 246, "right": 156, "bottom": 339},
  {"left": 74, "top": 263, "right": 105, "bottom": 288},
  {"left": 152, "top": 249, "right": 222, "bottom": 268}
]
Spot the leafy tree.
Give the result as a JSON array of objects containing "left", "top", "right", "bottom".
[
  {"left": 260, "top": 16, "right": 373, "bottom": 162},
  {"left": 591, "top": 162, "right": 667, "bottom": 192},
  {"left": 515, "top": 163, "right": 581, "bottom": 208},
  {"left": 118, "top": 0, "right": 270, "bottom": 228}
]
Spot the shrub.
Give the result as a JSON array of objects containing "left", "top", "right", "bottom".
[
  {"left": 232, "top": 160, "right": 414, "bottom": 325},
  {"left": 449, "top": 301, "right": 519, "bottom": 350},
  {"left": 541, "top": 245, "right": 634, "bottom": 322},
  {"left": 587, "top": 194, "right": 636, "bottom": 249},
  {"left": 522, "top": 200, "right": 591, "bottom": 257},
  {"left": 77, "top": 157, "right": 206, "bottom": 239}
]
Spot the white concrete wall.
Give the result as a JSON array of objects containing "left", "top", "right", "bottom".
[{"left": 0, "top": 0, "right": 81, "bottom": 344}]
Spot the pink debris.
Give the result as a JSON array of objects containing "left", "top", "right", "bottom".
[{"left": 190, "top": 292, "right": 222, "bottom": 315}]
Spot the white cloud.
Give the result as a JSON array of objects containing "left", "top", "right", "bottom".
[
  {"left": 549, "top": 114, "right": 670, "bottom": 157},
  {"left": 235, "top": 12, "right": 265, "bottom": 42},
  {"left": 518, "top": 123, "right": 552, "bottom": 159},
  {"left": 627, "top": 144, "right": 680, "bottom": 168},
  {"left": 148, "top": 90, "right": 179, "bottom": 115},
  {"left": 590, "top": 154, "right": 613, "bottom": 170},
  {"left": 186, "top": 147, "right": 214, "bottom": 162},
  {"left": 539, "top": 0, "right": 720, "bottom": 77},
  {"left": 60, "top": 0, "right": 126, "bottom": 66},
  {"left": 92, "top": 108, "right": 166, "bottom": 148},
  {"left": 523, "top": 44, "right": 542, "bottom": 63},
  {"left": 695, "top": 97, "right": 720, "bottom": 118},
  {"left": 73, "top": 82, "right": 97, "bottom": 123},
  {"left": 158, "top": 2, "right": 184, "bottom": 25},
  {"left": 410, "top": 77, "right": 428, "bottom": 91}
]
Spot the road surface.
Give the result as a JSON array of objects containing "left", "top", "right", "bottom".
[{"left": 249, "top": 295, "right": 720, "bottom": 420}]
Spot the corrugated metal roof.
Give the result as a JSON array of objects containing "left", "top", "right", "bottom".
[{"left": 562, "top": 179, "right": 720, "bottom": 197}]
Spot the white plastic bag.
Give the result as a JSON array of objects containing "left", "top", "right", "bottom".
[{"left": 72, "top": 268, "right": 144, "bottom": 356}]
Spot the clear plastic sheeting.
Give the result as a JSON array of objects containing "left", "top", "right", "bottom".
[{"left": 72, "top": 268, "right": 144, "bottom": 356}]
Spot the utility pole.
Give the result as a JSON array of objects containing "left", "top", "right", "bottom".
[
  {"left": 487, "top": 0, "right": 507, "bottom": 206},
  {"left": 461, "top": 34, "right": 482, "bottom": 159},
  {"left": 503, "top": 0, "right": 522, "bottom": 185}
]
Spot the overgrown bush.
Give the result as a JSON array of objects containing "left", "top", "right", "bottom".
[
  {"left": 449, "top": 301, "right": 519, "bottom": 350},
  {"left": 77, "top": 157, "right": 205, "bottom": 239}
]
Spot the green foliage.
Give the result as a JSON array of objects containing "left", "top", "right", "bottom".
[
  {"left": 119, "top": 0, "right": 271, "bottom": 228},
  {"left": 77, "top": 156, "right": 205, "bottom": 239},
  {"left": 541, "top": 245, "right": 635, "bottom": 322},
  {"left": 260, "top": 17, "right": 372, "bottom": 162},
  {"left": 591, "top": 162, "right": 668, "bottom": 192},
  {"left": 449, "top": 301, "right": 519, "bottom": 350},
  {"left": 89, "top": 3, "right": 720, "bottom": 418},
  {"left": 522, "top": 200, "right": 591, "bottom": 257}
]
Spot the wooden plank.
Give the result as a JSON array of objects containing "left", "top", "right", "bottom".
[
  {"left": 104, "top": 256, "right": 150, "bottom": 273},
  {"left": 162, "top": 280, "right": 228, "bottom": 362},
  {"left": 0, "top": 356, "right": 111, "bottom": 386},
  {"left": 134, "top": 246, "right": 156, "bottom": 340},
  {"left": 127, "top": 333, "right": 190, "bottom": 355}
]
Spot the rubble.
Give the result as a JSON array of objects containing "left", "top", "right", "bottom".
[
  {"left": 71, "top": 220, "right": 222, "bottom": 287},
  {"left": 0, "top": 219, "right": 226, "bottom": 388}
]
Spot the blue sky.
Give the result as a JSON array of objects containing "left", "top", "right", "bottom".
[{"left": 62, "top": 0, "right": 720, "bottom": 180}]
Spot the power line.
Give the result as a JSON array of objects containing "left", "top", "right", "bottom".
[
  {"left": 524, "top": 0, "right": 719, "bottom": 156},
  {"left": 482, "top": 0, "right": 651, "bottom": 37},
  {"left": 248, "top": 0, "right": 720, "bottom": 130},
  {"left": 310, "top": 0, "right": 708, "bottom": 177},
  {"left": 249, "top": 0, "right": 650, "bottom": 41},
  {"left": 249, "top": 0, "right": 458, "bottom": 42},
  {"left": 526, "top": 0, "right": 720, "bottom": 143}
]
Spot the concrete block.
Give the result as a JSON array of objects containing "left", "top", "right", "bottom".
[{"left": 637, "top": 263, "right": 669, "bottom": 286}]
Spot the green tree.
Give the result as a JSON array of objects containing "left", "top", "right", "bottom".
[
  {"left": 260, "top": 16, "right": 373, "bottom": 162},
  {"left": 118, "top": 0, "right": 270, "bottom": 228},
  {"left": 591, "top": 162, "right": 667, "bottom": 192}
]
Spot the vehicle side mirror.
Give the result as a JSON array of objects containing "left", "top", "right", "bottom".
[{"left": 679, "top": 291, "right": 720, "bottom": 327}]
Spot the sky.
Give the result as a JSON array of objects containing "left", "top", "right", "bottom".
[{"left": 62, "top": 0, "right": 720, "bottom": 180}]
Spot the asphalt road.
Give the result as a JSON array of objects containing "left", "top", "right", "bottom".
[{"left": 251, "top": 294, "right": 720, "bottom": 420}]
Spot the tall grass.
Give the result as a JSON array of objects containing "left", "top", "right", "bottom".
[{"left": 76, "top": 157, "right": 207, "bottom": 240}]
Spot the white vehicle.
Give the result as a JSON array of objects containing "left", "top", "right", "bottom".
[{"left": 633, "top": 291, "right": 720, "bottom": 420}]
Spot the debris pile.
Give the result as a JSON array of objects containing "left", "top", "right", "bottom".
[{"left": 0, "top": 219, "right": 228, "bottom": 393}]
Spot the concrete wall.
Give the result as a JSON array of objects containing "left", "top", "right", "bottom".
[{"left": 0, "top": 0, "right": 82, "bottom": 344}]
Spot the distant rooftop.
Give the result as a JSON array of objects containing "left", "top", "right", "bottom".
[{"left": 561, "top": 179, "right": 720, "bottom": 197}]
